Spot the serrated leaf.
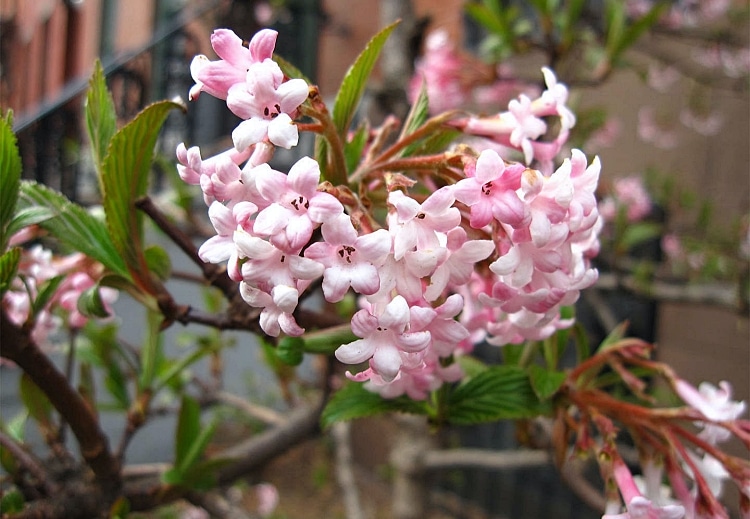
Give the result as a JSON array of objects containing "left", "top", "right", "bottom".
[
  {"left": 100, "top": 99, "right": 184, "bottom": 289},
  {"left": 0, "top": 247, "right": 21, "bottom": 295},
  {"left": 0, "top": 112, "right": 21, "bottom": 250},
  {"left": 447, "top": 365, "right": 550, "bottom": 425},
  {"left": 332, "top": 21, "right": 399, "bottom": 135},
  {"left": 321, "top": 382, "right": 428, "bottom": 429},
  {"left": 85, "top": 60, "right": 117, "bottom": 176},
  {"left": 5, "top": 206, "right": 55, "bottom": 239},
  {"left": 528, "top": 364, "right": 567, "bottom": 401},
  {"left": 18, "top": 182, "right": 130, "bottom": 278}
]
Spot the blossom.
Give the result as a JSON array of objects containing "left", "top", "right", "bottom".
[
  {"left": 303, "top": 213, "right": 391, "bottom": 302},
  {"left": 604, "top": 456, "right": 686, "bottom": 519},
  {"left": 453, "top": 148, "right": 527, "bottom": 229},
  {"left": 252, "top": 157, "right": 344, "bottom": 252},
  {"left": 188, "top": 28, "right": 277, "bottom": 101},
  {"left": 228, "top": 59, "right": 309, "bottom": 150},
  {"left": 336, "top": 295, "right": 431, "bottom": 382},
  {"left": 674, "top": 379, "right": 746, "bottom": 444},
  {"left": 387, "top": 186, "right": 460, "bottom": 261},
  {"left": 408, "top": 30, "right": 467, "bottom": 114}
]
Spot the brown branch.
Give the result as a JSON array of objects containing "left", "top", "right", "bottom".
[
  {"left": 0, "top": 431, "right": 58, "bottom": 497},
  {"left": 0, "top": 310, "right": 121, "bottom": 490}
]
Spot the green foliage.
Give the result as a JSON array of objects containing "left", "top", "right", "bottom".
[
  {"left": 99, "top": 99, "right": 184, "bottom": 291},
  {"left": 276, "top": 336, "right": 305, "bottom": 366},
  {"left": 163, "top": 395, "right": 219, "bottom": 489},
  {"left": 18, "top": 182, "right": 130, "bottom": 278},
  {"left": 344, "top": 122, "right": 370, "bottom": 174},
  {"left": 320, "top": 382, "right": 428, "bottom": 429},
  {"left": 19, "top": 374, "right": 54, "bottom": 433},
  {"left": 0, "top": 247, "right": 20, "bottom": 296},
  {"left": 77, "top": 283, "right": 113, "bottom": 320},
  {"left": 527, "top": 364, "right": 566, "bottom": 401},
  {"left": 446, "top": 365, "right": 550, "bottom": 425},
  {"left": 0, "top": 112, "right": 21, "bottom": 251},
  {"left": 77, "top": 322, "right": 132, "bottom": 410},
  {"left": 85, "top": 60, "right": 117, "bottom": 178},
  {"left": 0, "top": 488, "right": 25, "bottom": 514},
  {"left": 332, "top": 20, "right": 399, "bottom": 135}
]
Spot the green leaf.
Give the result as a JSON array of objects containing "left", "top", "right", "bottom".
[
  {"left": 399, "top": 83, "right": 430, "bottom": 142},
  {"left": 77, "top": 284, "right": 112, "bottom": 319},
  {"left": 332, "top": 21, "right": 399, "bottom": 135},
  {"left": 0, "top": 111, "right": 21, "bottom": 251},
  {"left": 4, "top": 206, "right": 55, "bottom": 239},
  {"left": 85, "top": 60, "right": 117, "bottom": 177},
  {"left": 298, "top": 324, "right": 358, "bottom": 355},
  {"left": 615, "top": 2, "right": 668, "bottom": 60},
  {"left": 30, "top": 275, "right": 65, "bottom": 317},
  {"left": 321, "top": 382, "right": 428, "bottom": 429},
  {"left": 618, "top": 222, "right": 662, "bottom": 251},
  {"left": 344, "top": 122, "right": 369, "bottom": 174},
  {"left": 139, "top": 311, "right": 164, "bottom": 390},
  {"left": 599, "top": 321, "right": 630, "bottom": 352},
  {"left": 19, "top": 373, "right": 53, "bottom": 430},
  {"left": 527, "top": 364, "right": 567, "bottom": 401},
  {"left": 18, "top": 182, "right": 130, "bottom": 278},
  {"left": 276, "top": 336, "right": 304, "bottom": 366},
  {"left": 175, "top": 395, "right": 201, "bottom": 468},
  {"left": 100, "top": 99, "right": 184, "bottom": 288},
  {"left": 273, "top": 53, "right": 312, "bottom": 84},
  {"left": 0, "top": 247, "right": 20, "bottom": 295},
  {"left": 0, "top": 488, "right": 24, "bottom": 514},
  {"left": 447, "top": 365, "right": 550, "bottom": 425},
  {"left": 177, "top": 417, "right": 217, "bottom": 475},
  {"left": 144, "top": 244, "right": 172, "bottom": 281}
]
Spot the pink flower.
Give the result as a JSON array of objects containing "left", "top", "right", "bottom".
[
  {"left": 674, "top": 379, "right": 746, "bottom": 444},
  {"left": 304, "top": 213, "right": 392, "bottom": 302},
  {"left": 228, "top": 59, "right": 309, "bottom": 150},
  {"left": 387, "top": 186, "right": 460, "bottom": 261},
  {"left": 253, "top": 157, "right": 344, "bottom": 252},
  {"left": 453, "top": 149, "right": 527, "bottom": 229},
  {"left": 604, "top": 456, "right": 686, "bottom": 519},
  {"left": 408, "top": 30, "right": 467, "bottom": 114},
  {"left": 189, "top": 28, "right": 277, "bottom": 101},
  {"left": 336, "top": 295, "right": 431, "bottom": 382},
  {"left": 198, "top": 201, "right": 258, "bottom": 278}
]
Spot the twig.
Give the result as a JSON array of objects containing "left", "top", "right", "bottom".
[
  {"left": 0, "top": 310, "right": 121, "bottom": 491},
  {"left": 582, "top": 287, "right": 620, "bottom": 333},
  {"left": 422, "top": 448, "right": 550, "bottom": 471},
  {"left": 332, "top": 421, "right": 364, "bottom": 519},
  {"left": 215, "top": 391, "right": 286, "bottom": 426},
  {"left": 559, "top": 457, "right": 607, "bottom": 512},
  {"left": 0, "top": 432, "right": 59, "bottom": 497},
  {"left": 185, "top": 490, "right": 255, "bottom": 519}
]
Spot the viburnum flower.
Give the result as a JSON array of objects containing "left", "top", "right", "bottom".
[
  {"left": 175, "top": 143, "right": 253, "bottom": 205},
  {"left": 336, "top": 295, "right": 431, "bottom": 382},
  {"left": 252, "top": 156, "right": 344, "bottom": 252},
  {"left": 188, "top": 28, "right": 278, "bottom": 101},
  {"left": 453, "top": 148, "right": 527, "bottom": 229},
  {"left": 387, "top": 186, "right": 460, "bottom": 261},
  {"left": 674, "top": 379, "right": 746, "bottom": 444},
  {"left": 229, "top": 59, "right": 309, "bottom": 150},
  {"left": 303, "top": 213, "right": 391, "bottom": 302},
  {"left": 605, "top": 455, "right": 686, "bottom": 519},
  {"left": 198, "top": 201, "right": 258, "bottom": 279}
]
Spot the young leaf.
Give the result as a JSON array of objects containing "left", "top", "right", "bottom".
[
  {"left": 0, "top": 112, "right": 21, "bottom": 250},
  {"left": 85, "top": 60, "right": 117, "bottom": 176},
  {"left": 344, "top": 122, "right": 370, "bottom": 174},
  {"left": 77, "top": 284, "right": 112, "bottom": 319},
  {"left": 18, "top": 182, "right": 130, "bottom": 279},
  {"left": 399, "top": 83, "right": 429, "bottom": 143},
  {"left": 175, "top": 395, "right": 201, "bottom": 468},
  {"left": 527, "top": 364, "right": 567, "bottom": 401},
  {"left": 321, "top": 382, "right": 428, "bottom": 429},
  {"left": 618, "top": 222, "right": 662, "bottom": 252},
  {"left": 0, "top": 248, "right": 20, "bottom": 296},
  {"left": 276, "top": 336, "right": 305, "bottom": 366},
  {"left": 19, "top": 373, "right": 54, "bottom": 432},
  {"left": 4, "top": 206, "right": 55, "bottom": 239},
  {"left": 30, "top": 275, "right": 65, "bottom": 318},
  {"left": 332, "top": 20, "right": 399, "bottom": 135},
  {"left": 273, "top": 53, "right": 312, "bottom": 84},
  {"left": 447, "top": 365, "right": 550, "bottom": 425},
  {"left": 144, "top": 244, "right": 172, "bottom": 281},
  {"left": 100, "top": 99, "right": 184, "bottom": 287}
]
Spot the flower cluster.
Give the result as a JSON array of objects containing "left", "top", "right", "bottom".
[
  {"left": 180, "top": 28, "right": 601, "bottom": 399},
  {"left": 2, "top": 230, "right": 117, "bottom": 346},
  {"left": 599, "top": 175, "right": 653, "bottom": 224}
]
